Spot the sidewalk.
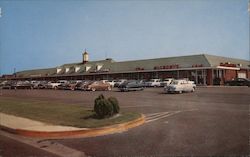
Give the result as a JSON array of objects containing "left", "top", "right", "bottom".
[
  {"left": 0, "top": 112, "right": 145, "bottom": 138},
  {"left": 0, "top": 113, "right": 84, "bottom": 132}
]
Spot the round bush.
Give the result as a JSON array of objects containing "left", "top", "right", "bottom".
[
  {"left": 108, "top": 97, "right": 120, "bottom": 114},
  {"left": 94, "top": 97, "right": 114, "bottom": 118},
  {"left": 94, "top": 94, "right": 105, "bottom": 112}
]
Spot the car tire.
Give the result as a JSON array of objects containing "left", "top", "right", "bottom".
[{"left": 179, "top": 90, "right": 182, "bottom": 94}]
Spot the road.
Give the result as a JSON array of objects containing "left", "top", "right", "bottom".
[{"left": 0, "top": 87, "right": 249, "bottom": 156}]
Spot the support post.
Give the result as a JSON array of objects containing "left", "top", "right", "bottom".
[{"left": 195, "top": 70, "right": 198, "bottom": 85}]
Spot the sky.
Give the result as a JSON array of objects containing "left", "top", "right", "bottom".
[{"left": 0, "top": 0, "right": 249, "bottom": 74}]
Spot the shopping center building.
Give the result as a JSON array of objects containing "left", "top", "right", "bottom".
[{"left": 4, "top": 51, "right": 250, "bottom": 85}]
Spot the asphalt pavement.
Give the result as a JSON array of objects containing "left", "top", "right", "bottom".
[{"left": 0, "top": 87, "right": 249, "bottom": 157}]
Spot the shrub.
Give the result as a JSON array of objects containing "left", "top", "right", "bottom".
[
  {"left": 94, "top": 94, "right": 105, "bottom": 112},
  {"left": 108, "top": 97, "right": 120, "bottom": 114},
  {"left": 94, "top": 96, "right": 113, "bottom": 118},
  {"left": 94, "top": 95, "right": 120, "bottom": 119}
]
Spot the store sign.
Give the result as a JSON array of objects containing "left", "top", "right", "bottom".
[
  {"left": 154, "top": 64, "right": 179, "bottom": 70},
  {"left": 220, "top": 62, "right": 236, "bottom": 67}
]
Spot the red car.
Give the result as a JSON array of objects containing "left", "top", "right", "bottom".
[{"left": 85, "top": 81, "right": 112, "bottom": 91}]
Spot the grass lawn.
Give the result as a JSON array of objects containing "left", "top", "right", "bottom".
[{"left": 0, "top": 97, "right": 141, "bottom": 128}]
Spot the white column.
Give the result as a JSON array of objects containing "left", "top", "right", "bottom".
[{"left": 203, "top": 69, "right": 206, "bottom": 85}]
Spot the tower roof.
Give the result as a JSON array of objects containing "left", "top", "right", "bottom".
[{"left": 83, "top": 49, "right": 88, "bottom": 55}]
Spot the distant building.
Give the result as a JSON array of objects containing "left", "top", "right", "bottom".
[
  {"left": 1, "top": 74, "right": 15, "bottom": 79},
  {"left": 6, "top": 51, "right": 250, "bottom": 85}
]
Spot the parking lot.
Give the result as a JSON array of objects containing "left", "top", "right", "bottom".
[{"left": 0, "top": 87, "right": 249, "bottom": 156}]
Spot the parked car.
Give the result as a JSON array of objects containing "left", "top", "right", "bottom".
[
  {"left": 32, "top": 81, "right": 47, "bottom": 89},
  {"left": 164, "top": 79, "right": 195, "bottom": 94},
  {"left": 145, "top": 79, "right": 161, "bottom": 87},
  {"left": 225, "top": 78, "right": 250, "bottom": 87},
  {"left": 14, "top": 81, "right": 33, "bottom": 89},
  {"left": 84, "top": 81, "right": 112, "bottom": 91},
  {"left": 188, "top": 81, "right": 196, "bottom": 89},
  {"left": 46, "top": 80, "right": 68, "bottom": 89},
  {"left": 118, "top": 80, "right": 144, "bottom": 92},
  {"left": 66, "top": 81, "right": 82, "bottom": 90},
  {"left": 57, "top": 82, "right": 70, "bottom": 90},
  {"left": 107, "top": 80, "right": 118, "bottom": 87},
  {"left": 114, "top": 79, "right": 127, "bottom": 87},
  {"left": 75, "top": 80, "right": 93, "bottom": 90},
  {"left": 0, "top": 81, "right": 15, "bottom": 89},
  {"left": 60, "top": 80, "right": 82, "bottom": 90},
  {"left": 137, "top": 80, "right": 147, "bottom": 87},
  {"left": 160, "top": 78, "right": 174, "bottom": 87}
]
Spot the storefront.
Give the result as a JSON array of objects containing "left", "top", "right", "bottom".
[{"left": 4, "top": 53, "right": 249, "bottom": 86}]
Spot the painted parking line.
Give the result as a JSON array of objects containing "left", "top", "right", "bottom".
[
  {"left": 122, "top": 105, "right": 153, "bottom": 108},
  {"left": 145, "top": 109, "right": 198, "bottom": 123},
  {"left": 145, "top": 111, "right": 180, "bottom": 123},
  {"left": 145, "top": 111, "right": 169, "bottom": 117}
]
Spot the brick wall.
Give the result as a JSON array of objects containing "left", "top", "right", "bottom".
[
  {"left": 224, "top": 70, "right": 236, "bottom": 81},
  {"left": 206, "top": 69, "right": 212, "bottom": 85}
]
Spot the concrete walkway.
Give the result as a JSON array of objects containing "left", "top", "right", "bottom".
[
  {"left": 0, "top": 112, "right": 145, "bottom": 138},
  {"left": 0, "top": 112, "right": 84, "bottom": 131}
]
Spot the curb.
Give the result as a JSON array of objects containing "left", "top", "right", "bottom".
[{"left": 0, "top": 114, "right": 145, "bottom": 139}]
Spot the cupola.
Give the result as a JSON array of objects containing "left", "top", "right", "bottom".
[{"left": 82, "top": 49, "right": 89, "bottom": 64}]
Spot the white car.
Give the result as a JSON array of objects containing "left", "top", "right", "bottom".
[
  {"left": 47, "top": 80, "right": 68, "bottom": 89},
  {"left": 160, "top": 78, "right": 174, "bottom": 87},
  {"left": 107, "top": 80, "right": 117, "bottom": 87},
  {"left": 188, "top": 81, "right": 196, "bottom": 89},
  {"left": 145, "top": 79, "right": 161, "bottom": 87},
  {"left": 164, "top": 79, "right": 195, "bottom": 94}
]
